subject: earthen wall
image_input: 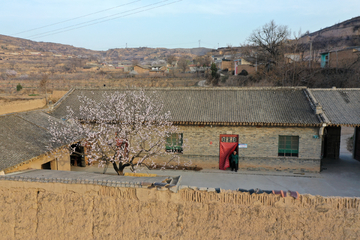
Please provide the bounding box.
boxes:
[0,98,46,115]
[0,181,359,239]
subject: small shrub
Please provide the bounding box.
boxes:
[16,83,22,91]
[221,75,229,83]
[239,69,249,76]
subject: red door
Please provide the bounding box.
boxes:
[219,134,238,170]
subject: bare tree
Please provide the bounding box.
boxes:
[47,90,184,175]
[247,20,290,67]
[226,44,239,60]
[177,57,188,73]
[166,55,177,67]
[131,59,140,67]
[39,74,49,104]
[203,55,212,67]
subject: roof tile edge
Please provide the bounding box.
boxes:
[70,86,308,91]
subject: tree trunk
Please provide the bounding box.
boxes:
[112,162,129,176]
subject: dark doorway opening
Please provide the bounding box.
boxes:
[323,126,341,159]
[354,127,360,161]
[70,143,85,167]
[41,162,51,170]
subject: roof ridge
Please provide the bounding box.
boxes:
[69,86,308,91]
[50,87,76,113]
[310,88,360,91]
[304,89,330,124]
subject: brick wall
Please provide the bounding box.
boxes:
[236,65,256,75]
[329,49,359,68]
[221,61,234,71]
[174,125,322,172]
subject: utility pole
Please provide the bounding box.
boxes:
[126,43,127,49]
[255,53,258,72]
[218,43,219,49]
[199,40,201,48]
[309,42,312,68]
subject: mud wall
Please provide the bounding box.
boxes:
[0,98,46,115]
[50,90,68,103]
[0,181,359,239]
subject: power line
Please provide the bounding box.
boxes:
[27,0,169,39]
[27,0,182,40]
[126,41,199,48]
[12,0,141,36]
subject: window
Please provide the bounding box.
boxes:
[278,136,299,157]
[166,133,183,153]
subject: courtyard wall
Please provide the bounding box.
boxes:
[0,98,46,115]
[0,180,359,239]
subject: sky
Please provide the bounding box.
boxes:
[0,0,359,51]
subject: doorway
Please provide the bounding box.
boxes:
[323,126,341,159]
[70,143,85,167]
[355,127,360,161]
[219,134,238,170]
[41,162,51,170]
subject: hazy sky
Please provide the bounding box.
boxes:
[1,0,359,51]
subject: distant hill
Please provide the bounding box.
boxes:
[0,34,99,57]
[298,16,360,51]
[0,34,213,62]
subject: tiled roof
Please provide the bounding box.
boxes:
[309,88,360,126]
[50,87,321,126]
[0,111,72,171]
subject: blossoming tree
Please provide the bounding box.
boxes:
[47,90,183,175]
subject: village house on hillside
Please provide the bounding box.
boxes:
[222,58,256,75]
[133,64,167,76]
[1,87,359,174]
[320,46,360,68]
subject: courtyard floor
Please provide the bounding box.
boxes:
[71,127,360,197]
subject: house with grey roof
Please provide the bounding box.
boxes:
[308,88,360,161]
[49,87,333,173]
[0,111,76,174]
[2,87,359,174]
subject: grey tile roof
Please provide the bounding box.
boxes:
[0,111,71,171]
[309,88,360,126]
[50,87,321,126]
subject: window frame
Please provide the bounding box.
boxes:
[278,135,299,157]
[165,133,183,153]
